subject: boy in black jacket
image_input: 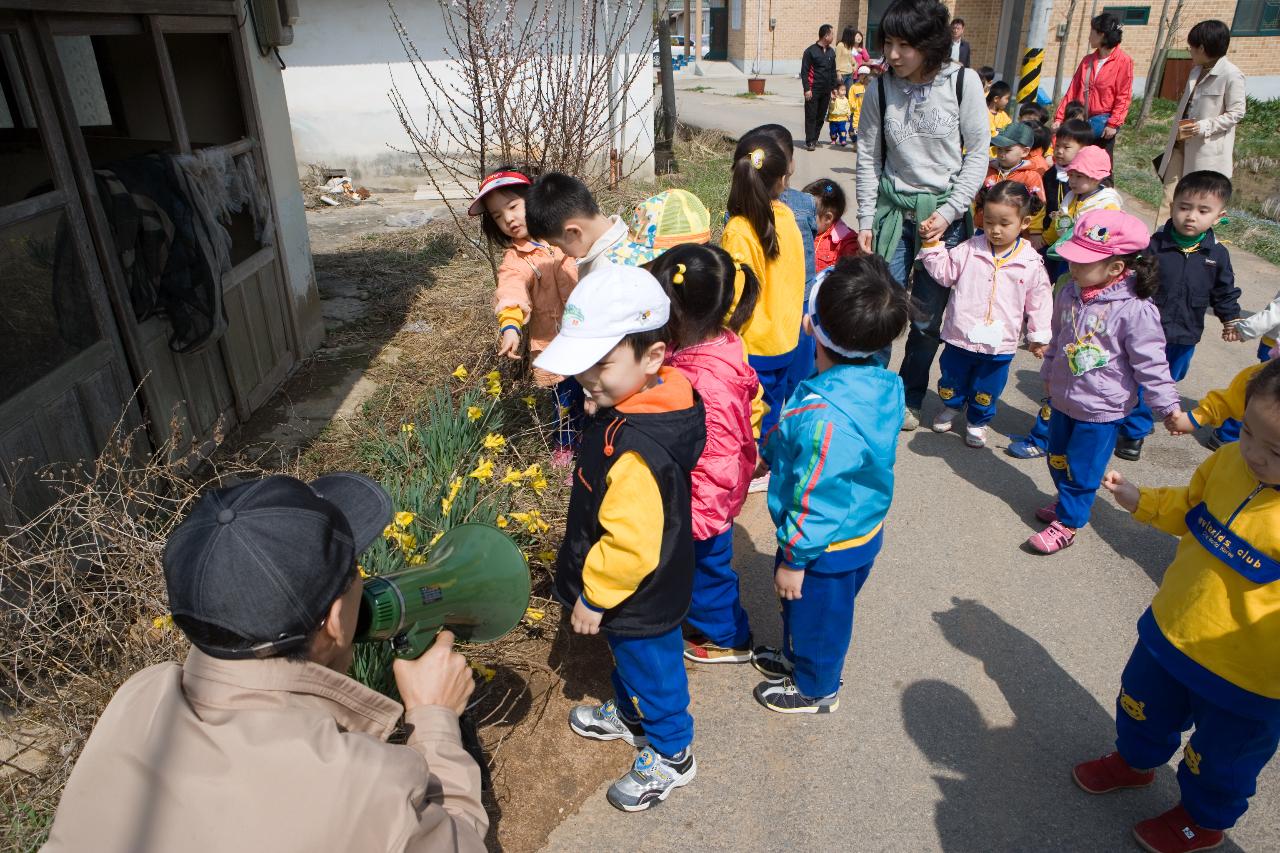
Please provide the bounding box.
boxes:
[534,262,706,812]
[1115,171,1241,460]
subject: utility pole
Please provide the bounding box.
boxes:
[694,0,704,75]
[657,9,678,171]
[1018,0,1055,109]
[684,0,691,62]
[1052,0,1078,103]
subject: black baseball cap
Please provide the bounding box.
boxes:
[163,473,392,659]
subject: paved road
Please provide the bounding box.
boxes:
[542,85,1280,852]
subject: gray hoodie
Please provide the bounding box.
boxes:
[855,63,989,231]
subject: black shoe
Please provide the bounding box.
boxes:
[805,142,816,151]
[1114,437,1143,461]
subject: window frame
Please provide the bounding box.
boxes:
[1231,0,1280,37]
[1101,6,1151,26]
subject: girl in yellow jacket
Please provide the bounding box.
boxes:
[1072,359,1280,853]
[720,136,806,455]
[470,169,580,464]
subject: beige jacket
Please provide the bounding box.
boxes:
[43,649,487,853]
[576,215,629,279]
[1158,57,1246,180]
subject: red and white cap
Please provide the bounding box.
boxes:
[468,170,533,216]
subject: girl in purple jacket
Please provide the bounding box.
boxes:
[1029,210,1184,554]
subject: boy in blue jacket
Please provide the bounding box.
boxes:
[751,255,912,713]
[1114,171,1240,461]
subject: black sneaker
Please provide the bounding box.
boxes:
[606,747,696,811]
[753,677,839,714]
[1114,437,1143,461]
[751,645,794,681]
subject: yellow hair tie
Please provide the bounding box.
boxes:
[732,260,744,288]
[749,149,765,170]
[672,263,686,285]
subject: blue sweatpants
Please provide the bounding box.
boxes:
[686,530,751,648]
[1119,342,1196,440]
[1023,397,1053,451]
[779,537,881,698]
[554,377,585,450]
[785,331,817,403]
[607,627,693,759]
[1046,409,1122,529]
[750,348,798,447]
[937,344,1014,427]
[1214,340,1272,444]
[1116,640,1280,830]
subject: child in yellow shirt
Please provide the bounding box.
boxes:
[827,83,852,147]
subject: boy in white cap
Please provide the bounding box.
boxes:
[534,264,707,811]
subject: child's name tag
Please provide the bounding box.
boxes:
[967,321,1004,348]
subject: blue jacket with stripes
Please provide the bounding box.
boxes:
[762,362,904,570]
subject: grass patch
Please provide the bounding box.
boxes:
[733,91,760,100]
[1114,97,1280,265]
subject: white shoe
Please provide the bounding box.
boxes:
[965,425,987,448]
[747,473,770,494]
[932,408,960,433]
[901,408,921,431]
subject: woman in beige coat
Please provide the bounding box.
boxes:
[1154,20,1246,226]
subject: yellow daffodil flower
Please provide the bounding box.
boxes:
[358,564,368,577]
[400,422,415,434]
[152,614,174,631]
[467,406,484,422]
[509,511,531,525]
[469,458,494,480]
[470,661,496,682]
[483,433,506,451]
[501,467,525,485]
[523,395,537,408]
[452,365,469,380]
[522,463,542,479]
[524,607,546,622]
[430,531,444,546]
[495,515,508,529]
[538,550,557,563]
[529,475,549,495]
[383,523,395,539]
[394,511,415,528]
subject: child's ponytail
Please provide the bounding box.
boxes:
[728,135,788,259]
[1119,251,1160,300]
[650,244,757,348]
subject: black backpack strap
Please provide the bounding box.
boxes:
[878,74,887,171]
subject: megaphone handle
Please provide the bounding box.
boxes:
[391,622,443,660]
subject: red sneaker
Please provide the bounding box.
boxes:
[1027,520,1075,554]
[1072,751,1156,794]
[1133,804,1225,853]
[1035,502,1059,523]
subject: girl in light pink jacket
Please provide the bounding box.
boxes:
[650,244,762,664]
[918,181,1053,448]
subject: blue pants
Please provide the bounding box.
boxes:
[785,331,816,401]
[828,119,849,145]
[686,530,751,648]
[779,543,879,698]
[1046,409,1121,529]
[1116,640,1280,830]
[750,348,797,447]
[1119,342,1196,440]
[1022,396,1053,450]
[607,627,693,759]
[555,377,585,450]
[1215,340,1272,444]
[888,218,967,407]
[937,345,1014,427]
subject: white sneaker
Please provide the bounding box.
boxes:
[965,425,987,448]
[901,407,921,431]
[747,472,770,494]
[932,408,961,433]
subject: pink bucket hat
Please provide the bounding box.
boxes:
[1057,210,1150,264]
[1065,145,1111,180]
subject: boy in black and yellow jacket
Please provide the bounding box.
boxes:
[1074,359,1280,853]
[534,261,706,813]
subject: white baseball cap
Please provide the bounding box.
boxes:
[533,262,670,377]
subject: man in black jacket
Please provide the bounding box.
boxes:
[950,18,972,68]
[801,25,837,150]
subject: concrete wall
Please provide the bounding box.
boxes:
[239,9,325,353]
[280,0,655,184]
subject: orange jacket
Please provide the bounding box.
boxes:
[493,240,578,357]
[976,161,1047,234]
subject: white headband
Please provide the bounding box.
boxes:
[807,270,879,360]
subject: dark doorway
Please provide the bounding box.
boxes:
[708,7,728,60]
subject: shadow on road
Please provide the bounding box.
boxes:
[905,429,1175,585]
[902,598,1246,853]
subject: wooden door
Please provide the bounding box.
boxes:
[0,19,142,520]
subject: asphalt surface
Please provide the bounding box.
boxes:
[541,82,1280,852]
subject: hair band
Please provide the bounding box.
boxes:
[749,149,765,170]
[672,263,686,285]
[807,271,878,359]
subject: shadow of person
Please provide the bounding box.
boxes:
[545,618,616,703]
[906,431,1176,584]
[733,519,784,649]
[902,598,1247,852]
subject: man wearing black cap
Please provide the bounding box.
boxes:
[43,473,487,852]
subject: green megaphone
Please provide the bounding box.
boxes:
[355,523,531,659]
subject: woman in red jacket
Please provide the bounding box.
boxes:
[1053,12,1134,160]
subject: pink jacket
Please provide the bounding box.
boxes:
[919,235,1053,356]
[492,240,578,355]
[667,332,760,541]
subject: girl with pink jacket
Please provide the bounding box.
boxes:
[651,244,762,664]
[917,181,1053,448]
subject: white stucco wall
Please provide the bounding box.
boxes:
[281,0,656,184]
[240,12,325,353]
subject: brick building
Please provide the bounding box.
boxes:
[726,0,1280,98]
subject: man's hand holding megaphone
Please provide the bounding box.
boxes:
[393,630,475,715]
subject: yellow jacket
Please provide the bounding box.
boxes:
[1189,360,1266,429]
[850,83,866,132]
[1134,442,1280,715]
[721,202,806,358]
